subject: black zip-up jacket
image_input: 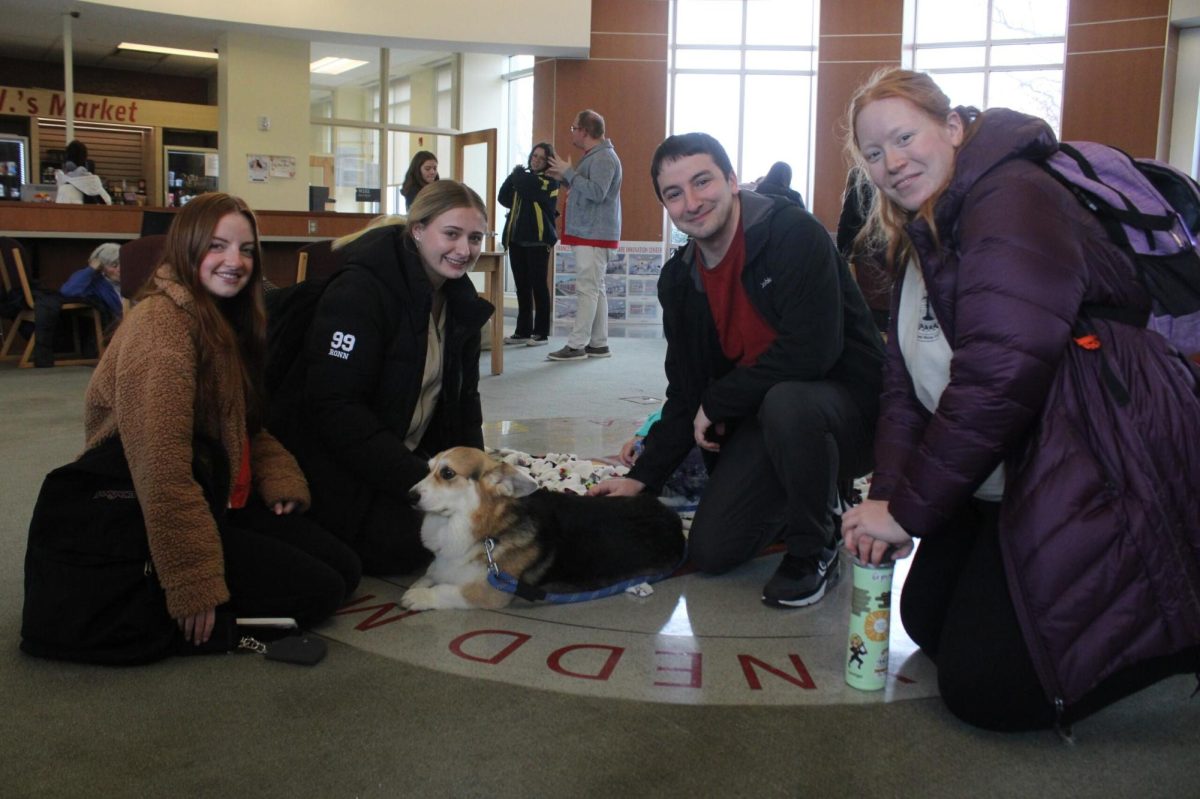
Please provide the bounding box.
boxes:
[498,167,559,247]
[286,224,494,528]
[628,191,885,492]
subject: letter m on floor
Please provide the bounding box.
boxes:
[334,595,419,631]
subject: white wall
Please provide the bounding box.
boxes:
[218,31,311,210]
[1173,0,1200,26]
[1169,28,1200,176]
[86,0,590,56]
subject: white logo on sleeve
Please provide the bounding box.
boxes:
[328,331,356,360]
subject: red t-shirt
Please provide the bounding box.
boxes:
[229,435,252,510]
[696,222,778,366]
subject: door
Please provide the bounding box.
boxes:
[452,128,497,251]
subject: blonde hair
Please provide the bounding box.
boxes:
[844,67,962,266]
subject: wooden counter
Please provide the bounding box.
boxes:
[0,203,376,288]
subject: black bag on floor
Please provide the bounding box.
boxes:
[20,435,228,665]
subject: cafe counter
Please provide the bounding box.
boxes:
[1,203,509,374]
[0,204,377,288]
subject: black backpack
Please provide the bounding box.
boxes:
[264,273,343,400]
[21,436,228,665]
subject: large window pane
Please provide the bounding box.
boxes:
[310,43,381,123]
[744,0,816,46]
[988,70,1062,131]
[675,49,743,70]
[744,50,813,72]
[990,42,1063,67]
[915,0,987,44]
[991,0,1067,39]
[913,46,988,71]
[673,74,741,161]
[674,0,743,45]
[929,71,986,109]
[308,125,380,214]
[743,75,811,200]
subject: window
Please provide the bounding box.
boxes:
[905,0,1067,133]
[668,0,819,243]
[310,44,459,214]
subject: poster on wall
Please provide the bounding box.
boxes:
[269,156,296,179]
[247,155,269,183]
[552,242,665,325]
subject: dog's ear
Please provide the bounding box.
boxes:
[484,463,539,498]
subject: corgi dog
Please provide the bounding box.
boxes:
[401,447,686,611]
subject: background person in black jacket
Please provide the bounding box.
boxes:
[591,133,884,609]
[270,181,494,574]
[498,142,559,346]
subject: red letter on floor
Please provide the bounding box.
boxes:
[334,594,419,630]
[738,654,816,690]
[547,644,625,680]
[449,629,532,664]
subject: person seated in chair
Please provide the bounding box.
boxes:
[32,243,123,367]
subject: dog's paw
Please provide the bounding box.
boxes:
[400,587,441,611]
[409,575,435,590]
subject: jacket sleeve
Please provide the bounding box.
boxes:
[512,171,558,206]
[59,266,98,298]
[250,430,311,511]
[627,265,697,492]
[562,151,619,204]
[701,211,846,421]
[498,172,516,209]
[302,269,431,496]
[110,305,229,619]
[883,168,1088,537]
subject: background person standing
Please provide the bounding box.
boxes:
[545,109,622,361]
[498,142,559,346]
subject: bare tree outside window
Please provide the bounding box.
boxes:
[908,0,1066,134]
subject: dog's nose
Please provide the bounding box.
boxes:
[407,489,421,506]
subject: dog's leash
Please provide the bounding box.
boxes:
[483,537,686,603]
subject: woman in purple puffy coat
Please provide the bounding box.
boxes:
[841,67,1200,732]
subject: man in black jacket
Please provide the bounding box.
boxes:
[592,133,884,607]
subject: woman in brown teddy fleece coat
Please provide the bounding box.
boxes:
[83,193,360,649]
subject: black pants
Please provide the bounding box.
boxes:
[311,490,431,577]
[220,498,362,626]
[32,292,108,367]
[687,381,874,573]
[902,499,1199,731]
[508,244,551,338]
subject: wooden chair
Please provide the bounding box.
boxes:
[0,237,106,368]
[117,234,168,300]
[295,239,343,283]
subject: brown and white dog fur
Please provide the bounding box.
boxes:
[401,447,685,611]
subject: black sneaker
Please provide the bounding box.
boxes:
[761,547,841,608]
[503,334,531,345]
[584,345,611,358]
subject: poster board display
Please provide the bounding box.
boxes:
[553,242,666,325]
